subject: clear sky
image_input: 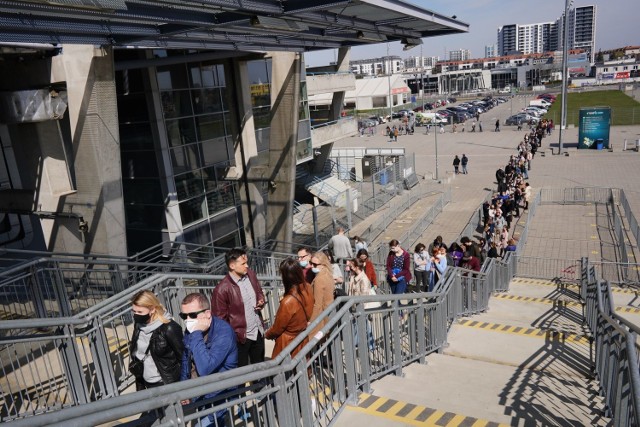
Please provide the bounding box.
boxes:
[304,0,639,67]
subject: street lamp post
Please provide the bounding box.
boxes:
[434,122,439,181]
[558,0,573,154]
[387,43,392,121]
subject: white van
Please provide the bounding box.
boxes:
[530,99,551,108]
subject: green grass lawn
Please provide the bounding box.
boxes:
[544,90,640,126]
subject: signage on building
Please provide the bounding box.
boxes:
[600,73,614,79]
[615,72,630,79]
[251,83,270,96]
[391,87,410,94]
[578,107,611,150]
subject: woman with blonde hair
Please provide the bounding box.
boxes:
[129,290,183,391]
[309,251,335,335]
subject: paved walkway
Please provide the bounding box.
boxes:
[332,95,640,426]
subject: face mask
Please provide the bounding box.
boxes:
[134,313,150,325]
[437,254,445,259]
[311,267,320,274]
[299,260,308,268]
[185,319,199,334]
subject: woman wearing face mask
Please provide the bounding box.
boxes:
[426,247,447,292]
[309,251,335,336]
[386,239,412,294]
[129,290,184,391]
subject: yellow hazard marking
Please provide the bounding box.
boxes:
[591,236,597,239]
[615,306,640,315]
[493,293,581,307]
[456,319,589,344]
[591,251,599,254]
[349,393,509,427]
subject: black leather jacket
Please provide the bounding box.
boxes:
[130,319,184,386]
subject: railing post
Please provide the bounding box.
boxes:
[58,324,91,405]
[343,309,359,402]
[89,317,119,399]
[273,370,294,426]
[53,261,74,317]
[392,301,403,377]
[28,264,49,319]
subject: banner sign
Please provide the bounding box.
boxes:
[578,107,611,149]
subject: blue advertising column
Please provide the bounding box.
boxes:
[578,107,611,149]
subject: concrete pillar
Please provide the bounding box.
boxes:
[266,52,301,249]
[327,47,351,122]
[54,45,126,256]
[230,60,266,247]
[313,47,350,175]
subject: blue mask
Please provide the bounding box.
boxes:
[311,267,320,274]
[299,260,308,268]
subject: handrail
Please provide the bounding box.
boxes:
[310,116,355,130]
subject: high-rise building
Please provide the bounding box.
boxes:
[350,56,403,76]
[568,5,597,62]
[449,49,470,61]
[497,5,595,61]
[485,44,498,58]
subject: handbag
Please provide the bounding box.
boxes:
[129,344,151,378]
[365,286,382,309]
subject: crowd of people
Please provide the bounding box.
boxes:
[127,119,539,422]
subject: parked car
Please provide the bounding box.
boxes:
[358,119,377,128]
[446,97,457,103]
[391,109,413,119]
[368,115,386,124]
[505,114,539,126]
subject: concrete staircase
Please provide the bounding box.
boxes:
[336,276,615,426]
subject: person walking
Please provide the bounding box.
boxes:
[328,226,353,263]
[265,259,314,360]
[452,155,461,175]
[478,120,483,132]
[386,240,412,295]
[211,248,266,369]
[129,291,183,391]
[461,154,469,174]
[495,119,500,132]
[413,243,429,292]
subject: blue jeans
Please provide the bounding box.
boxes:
[389,277,407,294]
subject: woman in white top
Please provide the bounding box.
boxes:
[347,258,375,351]
[413,243,429,292]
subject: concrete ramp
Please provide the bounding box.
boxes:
[337,277,611,427]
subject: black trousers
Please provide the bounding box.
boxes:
[237,332,265,367]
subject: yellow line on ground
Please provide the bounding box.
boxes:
[615,306,640,314]
[493,293,582,307]
[351,394,510,427]
[456,319,589,344]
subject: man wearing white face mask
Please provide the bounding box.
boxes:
[179,293,237,426]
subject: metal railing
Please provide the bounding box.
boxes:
[581,258,640,426]
[367,188,452,266]
[2,248,514,425]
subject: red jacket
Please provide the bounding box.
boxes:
[211,268,265,344]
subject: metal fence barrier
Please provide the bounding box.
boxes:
[2,249,514,425]
[581,258,640,427]
[368,188,452,267]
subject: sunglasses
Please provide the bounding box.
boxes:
[310,262,320,267]
[179,309,206,320]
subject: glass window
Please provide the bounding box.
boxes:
[179,195,207,225]
[189,64,202,88]
[161,91,193,119]
[170,143,203,174]
[166,118,197,147]
[117,93,149,122]
[121,151,160,178]
[125,204,166,229]
[196,114,226,141]
[175,172,204,201]
[115,68,146,94]
[157,63,189,90]
[122,179,163,205]
[120,123,155,150]
[206,183,236,215]
[192,88,223,115]
[253,106,271,130]
[201,137,231,166]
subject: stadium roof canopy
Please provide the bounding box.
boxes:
[0,0,468,52]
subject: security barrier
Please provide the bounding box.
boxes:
[581,258,640,426]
